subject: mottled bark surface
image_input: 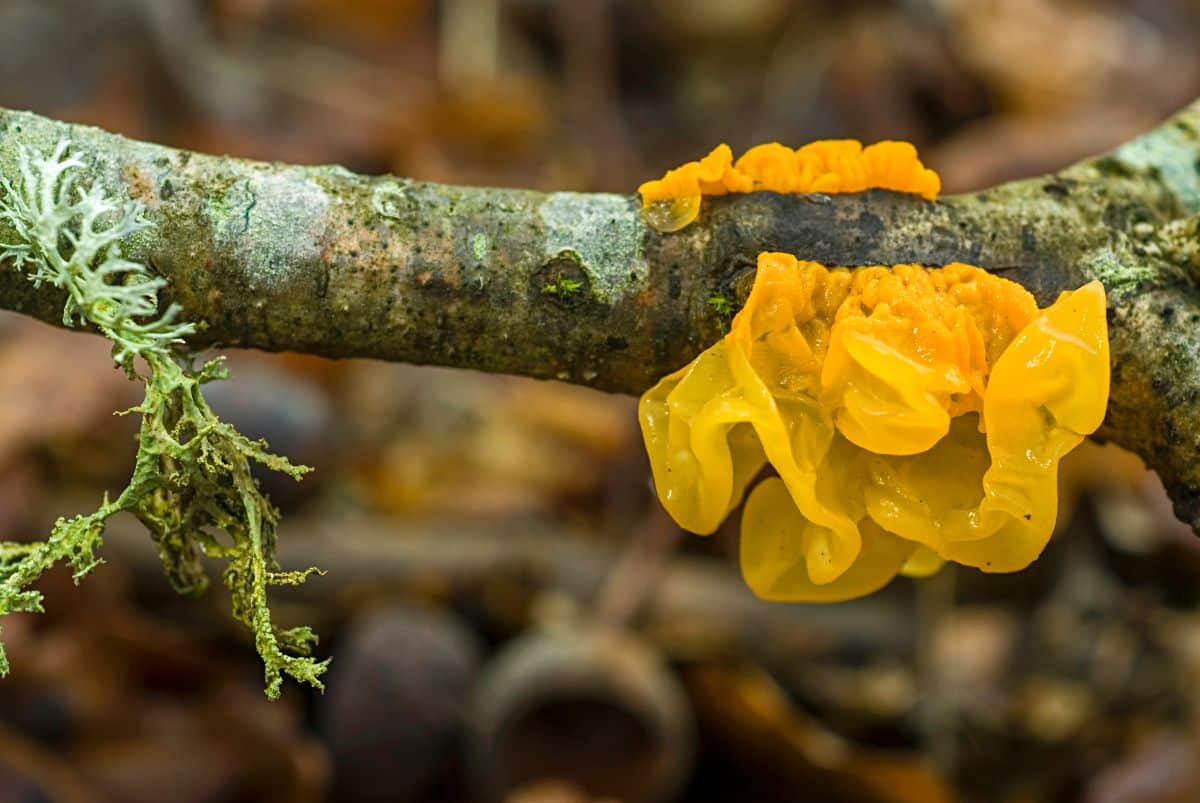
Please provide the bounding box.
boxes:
[2,102,1200,526]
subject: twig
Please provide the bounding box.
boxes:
[1,102,1200,525]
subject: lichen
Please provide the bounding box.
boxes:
[206,170,329,294]
[371,179,416,220]
[0,141,327,698]
[471,231,490,262]
[539,192,644,301]
[1088,248,1157,299]
[1156,215,1200,281]
[1112,118,1200,213]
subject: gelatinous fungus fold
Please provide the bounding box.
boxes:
[639,253,1109,601]
[637,141,941,232]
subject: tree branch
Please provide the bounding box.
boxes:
[2,102,1200,526]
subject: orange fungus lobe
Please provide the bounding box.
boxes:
[637,141,941,232]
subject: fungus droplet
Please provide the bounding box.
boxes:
[643,197,700,233]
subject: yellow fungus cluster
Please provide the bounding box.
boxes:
[639,253,1109,601]
[637,141,941,233]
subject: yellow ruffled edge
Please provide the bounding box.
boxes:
[639,253,1109,602]
[637,141,941,233]
[861,279,1110,574]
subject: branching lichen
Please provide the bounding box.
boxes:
[0,142,328,698]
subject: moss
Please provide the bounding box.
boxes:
[542,275,584,297]
[707,294,733,317]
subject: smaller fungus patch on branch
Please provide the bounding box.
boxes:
[639,253,1109,601]
[637,140,941,232]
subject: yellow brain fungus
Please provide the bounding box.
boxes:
[639,253,1109,602]
[637,140,941,233]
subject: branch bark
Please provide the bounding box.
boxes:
[2,103,1200,526]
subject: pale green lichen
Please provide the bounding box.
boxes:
[371,180,415,220]
[206,171,329,294]
[1088,247,1157,299]
[539,192,644,301]
[471,231,490,262]
[1157,214,1200,280]
[1112,118,1200,213]
[0,141,328,699]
